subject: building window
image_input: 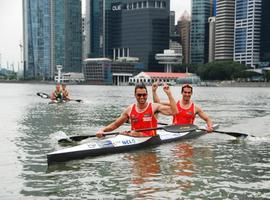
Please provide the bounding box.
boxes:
[143,1,147,8]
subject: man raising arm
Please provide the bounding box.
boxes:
[152,83,213,132]
[96,83,178,138]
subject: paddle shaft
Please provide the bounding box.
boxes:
[65,126,164,142]
[158,122,252,138]
[197,128,253,138]
[58,124,196,143]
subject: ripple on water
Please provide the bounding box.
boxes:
[2,85,270,199]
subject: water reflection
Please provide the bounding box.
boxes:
[172,143,194,177]
[124,143,202,199]
[125,151,161,198]
[127,152,161,185]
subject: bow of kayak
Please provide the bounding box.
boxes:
[47,125,218,165]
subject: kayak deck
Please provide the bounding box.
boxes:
[47,126,216,165]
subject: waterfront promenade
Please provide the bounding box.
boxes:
[1,79,270,87]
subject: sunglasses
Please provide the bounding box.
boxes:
[136,93,148,97]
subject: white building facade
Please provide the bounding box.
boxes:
[234,0,262,68]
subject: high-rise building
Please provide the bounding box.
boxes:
[190,0,212,64]
[170,11,176,35]
[215,0,235,61]
[179,11,191,64]
[234,0,261,68]
[85,0,170,72]
[23,0,51,79]
[23,0,82,80]
[208,17,216,62]
[51,0,82,74]
[210,0,217,16]
[260,0,270,66]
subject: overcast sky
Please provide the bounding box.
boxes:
[0,0,190,70]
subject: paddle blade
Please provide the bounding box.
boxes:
[74,99,82,103]
[213,130,250,138]
[163,124,197,133]
[58,131,119,143]
[37,92,50,99]
[58,135,92,143]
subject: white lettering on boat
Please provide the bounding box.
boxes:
[122,139,136,145]
[98,140,114,148]
[87,143,98,149]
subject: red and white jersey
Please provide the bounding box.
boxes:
[173,101,196,125]
[129,103,157,136]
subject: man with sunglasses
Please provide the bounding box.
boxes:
[96,83,178,138]
[152,83,213,132]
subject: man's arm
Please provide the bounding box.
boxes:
[155,84,178,116]
[96,106,130,137]
[152,82,174,106]
[64,91,71,100]
[50,92,55,100]
[196,106,213,132]
[152,82,161,103]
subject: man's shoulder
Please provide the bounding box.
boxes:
[123,104,133,113]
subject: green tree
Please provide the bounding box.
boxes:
[197,61,245,80]
[265,71,270,82]
[7,72,17,80]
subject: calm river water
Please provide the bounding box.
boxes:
[0,83,270,200]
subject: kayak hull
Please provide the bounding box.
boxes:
[47,136,161,164]
[47,127,214,165]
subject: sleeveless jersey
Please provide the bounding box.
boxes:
[173,101,196,125]
[54,90,62,100]
[129,103,157,137]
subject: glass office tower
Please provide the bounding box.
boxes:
[190,0,212,64]
[86,0,170,71]
[23,0,51,79]
[260,0,270,66]
[234,0,261,68]
[51,0,82,73]
[23,0,82,79]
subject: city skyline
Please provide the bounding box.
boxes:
[0,0,191,71]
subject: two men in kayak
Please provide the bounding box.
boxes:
[51,83,70,101]
[152,83,213,132]
[96,83,178,138]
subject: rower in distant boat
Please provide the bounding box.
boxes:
[152,83,213,133]
[62,83,71,101]
[96,82,178,138]
[51,83,63,101]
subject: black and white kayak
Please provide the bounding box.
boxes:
[37,92,82,103]
[47,125,218,165]
[48,99,67,104]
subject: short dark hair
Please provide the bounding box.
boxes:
[181,84,193,93]
[134,82,147,93]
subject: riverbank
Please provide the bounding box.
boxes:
[212,81,270,87]
[1,79,270,87]
[0,80,55,84]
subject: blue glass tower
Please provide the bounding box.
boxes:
[260,0,270,66]
[51,0,82,73]
[234,0,261,68]
[23,0,51,79]
[23,0,82,79]
[190,0,212,64]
